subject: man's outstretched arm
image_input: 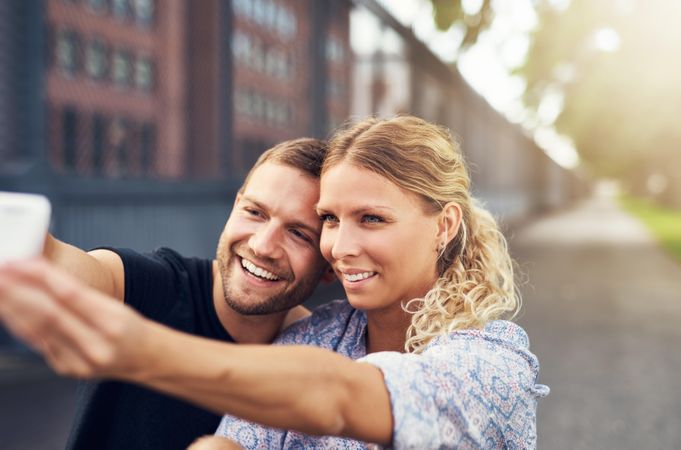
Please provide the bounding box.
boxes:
[43,234,125,301]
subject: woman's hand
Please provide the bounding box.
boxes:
[0,258,151,379]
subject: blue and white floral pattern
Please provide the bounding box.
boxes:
[216,300,549,449]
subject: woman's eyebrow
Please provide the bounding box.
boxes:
[315,203,395,214]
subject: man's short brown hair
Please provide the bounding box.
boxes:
[240,138,327,192]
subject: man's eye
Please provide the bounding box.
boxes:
[362,215,384,224]
[244,208,262,217]
[290,228,311,243]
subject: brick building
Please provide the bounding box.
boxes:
[44,0,352,179]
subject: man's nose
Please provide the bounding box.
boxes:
[248,223,284,259]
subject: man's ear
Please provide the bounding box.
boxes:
[320,265,337,283]
[437,202,463,247]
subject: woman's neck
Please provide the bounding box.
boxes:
[365,305,413,354]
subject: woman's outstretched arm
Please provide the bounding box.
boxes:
[141,322,392,442]
[0,259,392,444]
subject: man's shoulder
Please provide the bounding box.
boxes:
[102,246,211,279]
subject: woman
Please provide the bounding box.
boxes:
[0,116,548,448]
[200,115,548,448]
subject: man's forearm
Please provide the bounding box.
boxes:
[43,234,123,300]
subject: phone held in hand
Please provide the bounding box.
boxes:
[0,191,52,264]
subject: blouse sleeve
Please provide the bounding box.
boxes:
[358,322,549,449]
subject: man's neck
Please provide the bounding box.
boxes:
[211,260,287,344]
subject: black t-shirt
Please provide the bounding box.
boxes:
[65,247,233,450]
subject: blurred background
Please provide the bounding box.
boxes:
[1,0,680,448]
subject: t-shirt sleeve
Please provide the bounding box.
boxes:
[359,329,549,449]
[97,247,181,320]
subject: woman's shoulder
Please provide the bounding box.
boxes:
[420,320,546,389]
[425,320,530,352]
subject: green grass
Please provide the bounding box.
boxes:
[620,196,681,263]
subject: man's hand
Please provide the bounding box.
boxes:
[0,258,148,379]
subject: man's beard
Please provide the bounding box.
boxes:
[216,247,324,316]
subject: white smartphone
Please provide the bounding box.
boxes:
[0,191,52,264]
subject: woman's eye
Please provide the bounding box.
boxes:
[319,214,338,223]
[362,215,384,224]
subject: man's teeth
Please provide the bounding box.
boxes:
[343,272,375,282]
[241,258,280,281]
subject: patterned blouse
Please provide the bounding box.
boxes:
[215,300,549,449]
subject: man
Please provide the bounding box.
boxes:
[31,138,332,450]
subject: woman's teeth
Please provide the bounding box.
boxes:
[342,272,375,282]
[241,258,280,281]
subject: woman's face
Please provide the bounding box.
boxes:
[317,162,441,313]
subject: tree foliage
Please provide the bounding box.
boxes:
[520,0,681,188]
[430,0,494,48]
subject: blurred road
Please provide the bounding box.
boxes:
[1,189,680,449]
[514,189,681,449]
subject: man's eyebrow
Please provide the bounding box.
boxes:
[240,196,264,209]
[290,220,321,239]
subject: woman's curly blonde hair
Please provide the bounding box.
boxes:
[325,115,520,353]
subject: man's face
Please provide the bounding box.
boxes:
[215,162,328,315]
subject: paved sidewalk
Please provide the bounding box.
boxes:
[512,190,681,449]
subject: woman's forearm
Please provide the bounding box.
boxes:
[0,258,392,444]
[135,320,393,444]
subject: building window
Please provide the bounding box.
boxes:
[112,49,132,87]
[56,30,80,75]
[265,1,278,30]
[133,0,154,26]
[327,79,345,98]
[251,92,264,119]
[140,122,155,173]
[87,0,108,14]
[110,117,129,175]
[134,56,154,92]
[250,41,264,72]
[265,48,278,78]
[233,0,252,19]
[326,37,345,63]
[234,89,251,116]
[252,0,266,26]
[62,108,78,170]
[231,31,252,63]
[92,114,107,173]
[85,39,108,80]
[277,8,296,40]
[112,0,131,19]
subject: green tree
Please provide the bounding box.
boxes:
[430,0,494,48]
[520,0,681,199]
